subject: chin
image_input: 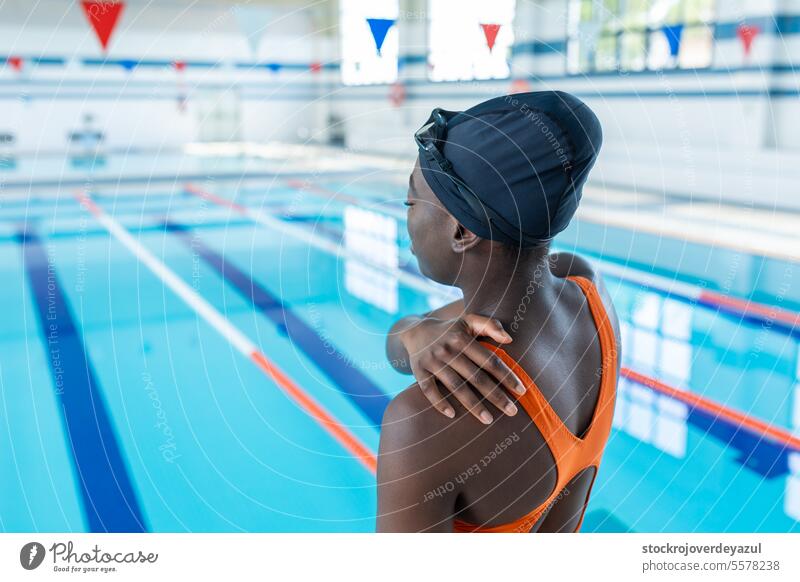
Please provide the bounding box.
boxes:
[415,258,435,280]
[416,260,451,287]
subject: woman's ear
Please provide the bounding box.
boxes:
[451,223,482,253]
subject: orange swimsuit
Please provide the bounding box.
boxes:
[453,275,618,533]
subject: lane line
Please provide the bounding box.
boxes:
[284,178,407,220]
[3,169,368,192]
[581,255,800,337]
[198,180,800,336]
[17,229,147,532]
[74,192,378,474]
[183,183,445,298]
[698,290,800,331]
[621,367,800,451]
[182,183,800,453]
[163,221,391,426]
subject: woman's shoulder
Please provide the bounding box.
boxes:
[381,385,454,442]
[379,384,491,472]
[548,251,597,281]
[549,252,618,319]
[548,251,622,372]
[377,386,470,513]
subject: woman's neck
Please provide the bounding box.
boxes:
[457,251,557,329]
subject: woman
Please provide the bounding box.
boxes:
[377,91,621,532]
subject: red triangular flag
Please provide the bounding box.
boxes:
[173,60,186,72]
[81,1,125,52]
[480,23,501,52]
[310,61,322,74]
[7,56,23,72]
[737,24,760,58]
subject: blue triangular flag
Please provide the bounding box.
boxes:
[267,62,281,73]
[366,18,395,56]
[119,59,137,72]
[663,24,684,58]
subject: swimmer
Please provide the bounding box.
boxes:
[378,91,621,532]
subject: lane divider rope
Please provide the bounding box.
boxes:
[185,183,800,452]
[75,191,378,474]
[184,183,445,298]
[621,367,800,451]
[279,180,800,334]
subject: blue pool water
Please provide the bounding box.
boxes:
[0,152,798,533]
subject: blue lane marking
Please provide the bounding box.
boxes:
[16,230,146,532]
[688,407,790,478]
[0,218,255,244]
[163,221,391,426]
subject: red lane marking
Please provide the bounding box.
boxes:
[285,178,362,206]
[186,182,800,332]
[250,351,378,474]
[82,186,377,474]
[75,191,102,216]
[294,181,800,331]
[182,182,800,456]
[185,182,378,473]
[621,367,800,450]
[699,290,800,329]
[185,183,248,214]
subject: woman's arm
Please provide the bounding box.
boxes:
[385,301,525,423]
[385,300,465,375]
[376,388,458,532]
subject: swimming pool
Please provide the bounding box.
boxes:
[1,150,798,533]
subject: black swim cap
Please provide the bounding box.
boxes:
[416,91,602,247]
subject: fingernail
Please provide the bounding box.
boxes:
[444,407,455,418]
[480,411,493,424]
[505,403,518,416]
[514,384,526,395]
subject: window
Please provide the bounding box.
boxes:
[428,0,516,82]
[567,0,715,74]
[340,0,399,86]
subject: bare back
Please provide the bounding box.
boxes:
[377,255,621,532]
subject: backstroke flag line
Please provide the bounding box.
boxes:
[663,23,684,58]
[80,1,125,52]
[480,23,502,52]
[366,18,395,56]
[737,24,761,59]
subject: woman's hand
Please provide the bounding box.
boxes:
[400,314,526,424]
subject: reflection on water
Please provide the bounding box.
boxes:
[343,205,399,314]
[613,283,800,524]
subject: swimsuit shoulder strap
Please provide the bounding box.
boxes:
[480,274,617,450]
[564,275,618,446]
[456,275,619,533]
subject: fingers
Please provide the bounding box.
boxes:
[462,342,526,397]
[429,365,494,425]
[413,365,455,418]
[446,355,519,417]
[462,314,512,344]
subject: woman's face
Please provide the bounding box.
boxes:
[406,159,460,285]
